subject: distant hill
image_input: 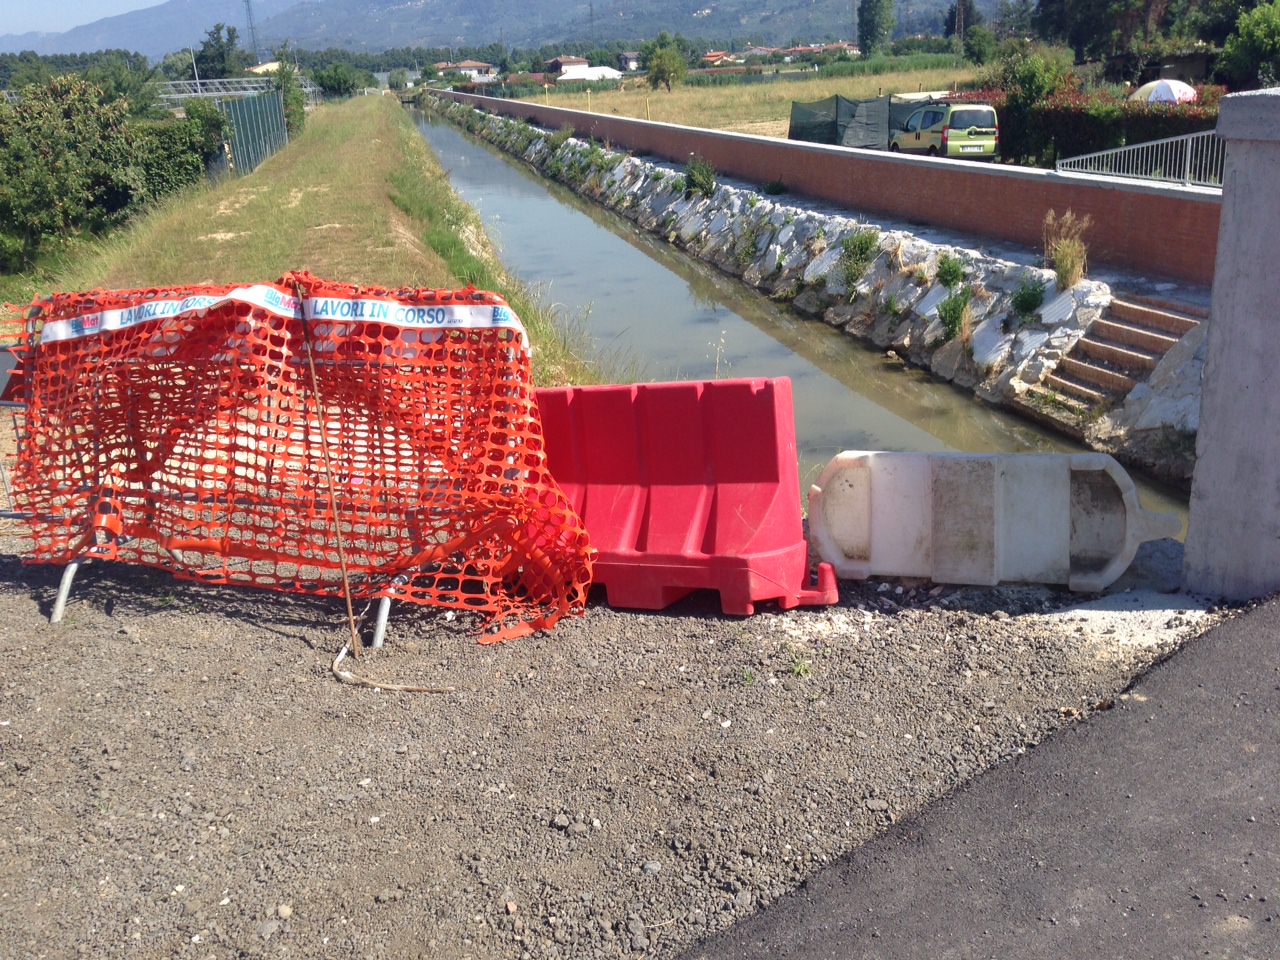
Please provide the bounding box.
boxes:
[0,0,984,59]
[0,0,295,59]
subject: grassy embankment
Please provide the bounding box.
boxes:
[0,96,594,386]
[538,66,980,138]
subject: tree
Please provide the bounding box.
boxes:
[158,49,195,82]
[388,68,409,90]
[194,23,250,81]
[945,0,985,38]
[964,25,1000,62]
[646,45,687,92]
[84,52,163,118]
[1181,0,1265,48]
[993,0,1035,38]
[1220,0,1280,88]
[0,77,131,266]
[273,43,306,137]
[311,62,362,97]
[858,0,896,55]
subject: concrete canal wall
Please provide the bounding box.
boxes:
[436,90,1222,288]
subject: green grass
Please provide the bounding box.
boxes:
[1,98,595,386]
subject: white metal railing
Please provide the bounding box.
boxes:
[156,77,322,106]
[1056,130,1225,188]
[4,78,322,107]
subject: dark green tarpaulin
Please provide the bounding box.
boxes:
[789,95,937,150]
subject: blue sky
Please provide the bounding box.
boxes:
[0,0,161,34]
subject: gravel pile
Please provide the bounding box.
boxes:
[0,536,1217,959]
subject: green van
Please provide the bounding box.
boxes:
[888,102,999,159]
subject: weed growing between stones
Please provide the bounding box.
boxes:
[684,153,717,197]
[546,124,575,151]
[939,286,975,342]
[936,252,966,289]
[1012,276,1047,318]
[838,228,881,296]
[735,219,766,268]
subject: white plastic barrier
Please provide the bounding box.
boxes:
[807,451,1181,592]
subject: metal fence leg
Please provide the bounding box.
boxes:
[372,595,392,649]
[371,573,410,649]
[51,560,82,624]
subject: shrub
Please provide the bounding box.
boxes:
[762,179,787,195]
[838,228,882,293]
[939,286,975,342]
[0,76,131,264]
[935,252,966,288]
[129,118,207,201]
[685,153,716,197]
[1043,209,1091,289]
[1012,277,1047,317]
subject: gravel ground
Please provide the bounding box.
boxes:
[0,511,1224,960]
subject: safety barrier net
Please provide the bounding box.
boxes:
[2,272,593,642]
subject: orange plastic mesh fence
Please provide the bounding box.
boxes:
[5,272,593,642]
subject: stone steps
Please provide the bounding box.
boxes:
[1059,357,1138,395]
[1108,298,1201,337]
[1038,295,1204,413]
[1089,318,1182,355]
[1043,370,1111,404]
[1075,336,1161,372]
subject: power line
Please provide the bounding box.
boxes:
[243,0,262,64]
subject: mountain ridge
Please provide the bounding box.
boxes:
[0,0,971,60]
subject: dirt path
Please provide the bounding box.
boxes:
[0,517,1216,959]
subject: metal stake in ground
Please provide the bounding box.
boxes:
[298,303,364,660]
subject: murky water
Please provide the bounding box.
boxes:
[413,112,1187,525]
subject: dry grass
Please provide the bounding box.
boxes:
[1043,209,1092,290]
[533,67,979,135]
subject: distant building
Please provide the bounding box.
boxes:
[556,65,624,83]
[247,61,281,75]
[434,60,496,81]
[618,51,641,72]
[702,50,737,66]
[545,55,590,74]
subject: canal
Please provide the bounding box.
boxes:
[413,112,1187,526]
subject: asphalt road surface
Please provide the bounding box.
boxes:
[684,598,1280,960]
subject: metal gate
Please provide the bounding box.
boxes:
[219,91,289,175]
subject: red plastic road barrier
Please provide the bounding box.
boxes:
[535,377,837,615]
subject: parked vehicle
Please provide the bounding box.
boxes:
[888,102,999,160]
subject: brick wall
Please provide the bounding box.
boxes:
[439,91,1222,287]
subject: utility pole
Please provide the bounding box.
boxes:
[190,48,202,94]
[243,0,262,64]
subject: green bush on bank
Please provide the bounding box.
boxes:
[0,75,226,270]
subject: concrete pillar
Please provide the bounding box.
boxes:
[1184,88,1280,599]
